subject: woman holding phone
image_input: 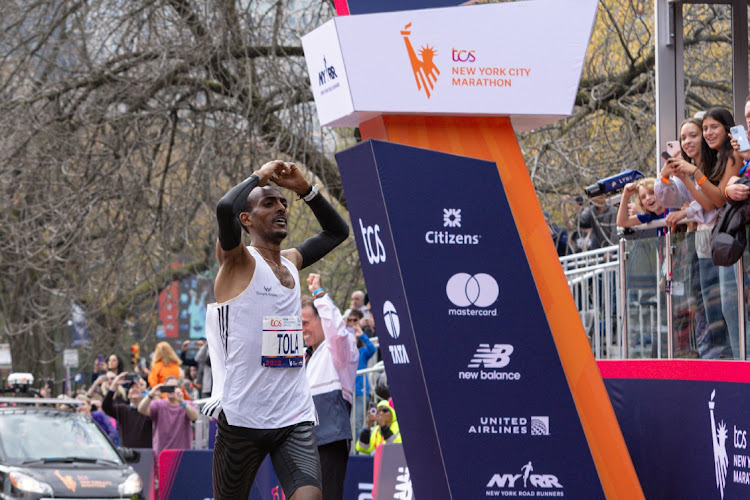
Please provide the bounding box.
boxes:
[657,116,731,358]
[665,108,743,358]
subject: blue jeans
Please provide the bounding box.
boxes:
[719,263,741,358]
[698,258,729,359]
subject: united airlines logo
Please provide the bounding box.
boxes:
[710,390,729,499]
[446,273,498,316]
[443,208,461,227]
[401,23,439,98]
[459,344,520,381]
[468,416,550,436]
[530,416,550,436]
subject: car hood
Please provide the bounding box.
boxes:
[17,465,136,497]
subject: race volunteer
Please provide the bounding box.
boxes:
[208,160,349,500]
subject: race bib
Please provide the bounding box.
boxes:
[261,316,304,368]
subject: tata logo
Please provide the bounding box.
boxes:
[452,48,476,63]
[358,219,386,265]
[401,23,439,98]
[382,301,400,339]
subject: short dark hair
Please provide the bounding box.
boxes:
[301,297,319,317]
[348,309,363,321]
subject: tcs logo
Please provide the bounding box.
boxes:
[269,319,283,327]
[358,219,386,265]
[452,48,476,62]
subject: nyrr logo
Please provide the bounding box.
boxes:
[401,22,439,98]
[425,208,481,246]
[459,344,520,381]
[486,461,564,496]
[382,300,409,365]
[317,56,337,86]
[446,273,498,315]
[358,218,386,265]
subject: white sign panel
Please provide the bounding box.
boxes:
[302,0,598,131]
[63,348,79,368]
[0,344,11,369]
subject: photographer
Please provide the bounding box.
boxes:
[564,194,617,251]
[102,372,152,448]
[138,377,198,456]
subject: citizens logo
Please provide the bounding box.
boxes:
[425,208,481,246]
[486,461,563,496]
[382,300,409,365]
[358,218,386,265]
[459,344,520,381]
[401,23,439,99]
[468,416,550,436]
[443,208,461,227]
[446,273,498,316]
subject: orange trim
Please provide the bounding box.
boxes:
[361,115,644,499]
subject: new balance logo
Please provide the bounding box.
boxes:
[469,344,513,368]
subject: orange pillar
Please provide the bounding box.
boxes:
[360,114,644,500]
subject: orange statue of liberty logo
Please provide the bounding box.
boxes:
[401,23,440,98]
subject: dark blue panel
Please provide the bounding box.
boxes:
[343,0,463,15]
[336,140,604,499]
[604,378,750,499]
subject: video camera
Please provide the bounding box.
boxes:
[584,169,644,198]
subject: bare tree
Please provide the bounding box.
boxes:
[0,0,360,381]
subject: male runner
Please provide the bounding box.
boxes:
[208,160,349,500]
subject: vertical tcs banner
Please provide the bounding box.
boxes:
[336,140,605,498]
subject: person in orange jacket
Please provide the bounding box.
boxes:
[147,341,182,388]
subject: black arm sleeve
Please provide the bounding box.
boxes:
[297,192,350,268]
[216,175,260,251]
[359,428,371,445]
[101,389,117,419]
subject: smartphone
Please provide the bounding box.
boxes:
[369,407,377,415]
[666,140,681,158]
[124,373,137,382]
[160,385,175,393]
[731,125,750,152]
[96,355,104,364]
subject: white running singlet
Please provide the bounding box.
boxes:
[214,247,316,429]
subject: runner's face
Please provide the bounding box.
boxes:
[245,187,288,243]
